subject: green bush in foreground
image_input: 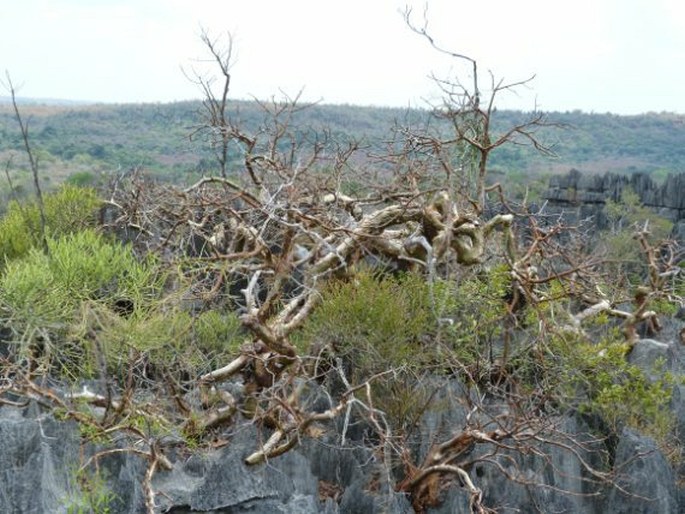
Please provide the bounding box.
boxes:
[85,305,243,377]
[300,267,678,449]
[0,229,162,376]
[541,331,679,455]
[0,184,101,263]
[300,271,432,375]
[297,268,510,431]
[1,229,158,327]
[299,265,511,377]
[297,270,437,430]
[1,226,244,378]
[193,309,244,360]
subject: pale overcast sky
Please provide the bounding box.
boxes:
[1,0,684,114]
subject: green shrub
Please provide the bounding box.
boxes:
[297,266,512,431]
[1,229,158,326]
[299,265,511,377]
[1,251,73,327]
[545,332,677,448]
[0,224,248,378]
[602,188,673,287]
[96,306,193,370]
[47,229,158,305]
[437,264,510,363]
[0,184,101,263]
[0,229,162,376]
[193,310,244,357]
[83,306,244,377]
[64,466,117,514]
[295,271,434,429]
[300,271,431,375]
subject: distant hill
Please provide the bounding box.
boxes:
[0,96,93,106]
[0,100,683,195]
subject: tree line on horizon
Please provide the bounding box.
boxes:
[0,99,683,200]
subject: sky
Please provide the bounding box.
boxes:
[1,0,684,114]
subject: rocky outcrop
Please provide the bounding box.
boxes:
[0,403,412,513]
[543,170,685,233]
[2,342,685,514]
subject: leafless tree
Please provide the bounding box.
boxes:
[2,71,49,254]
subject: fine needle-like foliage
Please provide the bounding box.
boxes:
[0,184,101,264]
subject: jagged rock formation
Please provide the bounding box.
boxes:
[543,170,685,236]
[3,169,685,513]
[2,331,684,514]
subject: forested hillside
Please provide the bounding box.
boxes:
[1,100,683,207]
